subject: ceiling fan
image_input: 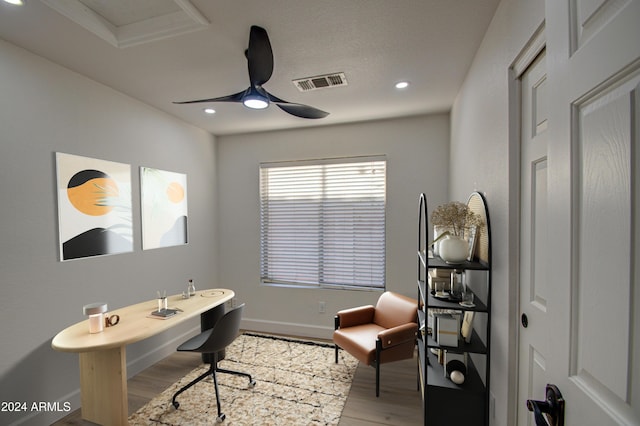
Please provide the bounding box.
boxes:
[174,25,329,119]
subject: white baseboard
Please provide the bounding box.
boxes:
[241,318,334,340]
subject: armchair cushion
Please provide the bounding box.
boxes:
[333,323,384,365]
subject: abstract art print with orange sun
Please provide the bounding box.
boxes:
[140,167,188,250]
[56,152,133,261]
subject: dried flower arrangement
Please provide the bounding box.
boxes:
[430,201,483,237]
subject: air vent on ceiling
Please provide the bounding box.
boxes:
[292,72,348,92]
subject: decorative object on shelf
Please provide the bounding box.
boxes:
[450,369,465,385]
[466,225,479,261]
[450,270,463,296]
[461,311,475,343]
[430,201,483,263]
[439,234,470,264]
[436,313,460,347]
[444,351,467,378]
[430,201,483,237]
[428,270,451,293]
[461,291,475,307]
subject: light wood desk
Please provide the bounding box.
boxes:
[52,289,233,426]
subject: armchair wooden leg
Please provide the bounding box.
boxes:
[335,345,339,363]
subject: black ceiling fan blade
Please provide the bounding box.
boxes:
[267,92,329,119]
[274,102,330,119]
[246,25,273,86]
[173,90,246,104]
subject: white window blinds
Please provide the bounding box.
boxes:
[260,156,386,290]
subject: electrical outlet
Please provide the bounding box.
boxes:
[318,301,326,313]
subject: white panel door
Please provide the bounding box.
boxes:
[517,49,550,426]
[542,0,640,424]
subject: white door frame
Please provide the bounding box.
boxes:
[508,22,546,426]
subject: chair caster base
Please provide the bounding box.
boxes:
[249,379,257,387]
[216,413,226,423]
[172,401,180,409]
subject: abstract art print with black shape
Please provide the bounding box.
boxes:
[140,167,188,250]
[56,152,133,261]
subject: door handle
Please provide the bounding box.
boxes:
[521,313,529,328]
[526,384,565,426]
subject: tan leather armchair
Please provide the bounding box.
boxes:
[333,291,418,397]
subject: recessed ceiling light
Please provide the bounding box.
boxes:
[395,81,410,89]
[203,108,216,115]
[3,0,25,5]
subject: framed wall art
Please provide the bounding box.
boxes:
[140,167,188,250]
[56,152,133,261]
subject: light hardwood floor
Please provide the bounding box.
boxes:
[53,344,422,425]
[340,355,422,425]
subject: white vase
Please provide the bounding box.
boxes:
[439,235,469,264]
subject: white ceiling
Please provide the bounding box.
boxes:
[0,0,500,136]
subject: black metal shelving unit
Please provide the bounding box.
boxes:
[417,192,492,426]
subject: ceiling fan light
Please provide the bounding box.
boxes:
[243,97,269,109]
[242,87,269,109]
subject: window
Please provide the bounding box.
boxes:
[260,156,386,290]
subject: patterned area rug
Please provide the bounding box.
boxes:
[128,333,358,425]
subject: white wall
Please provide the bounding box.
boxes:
[216,115,450,338]
[0,40,218,425]
[450,0,544,425]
